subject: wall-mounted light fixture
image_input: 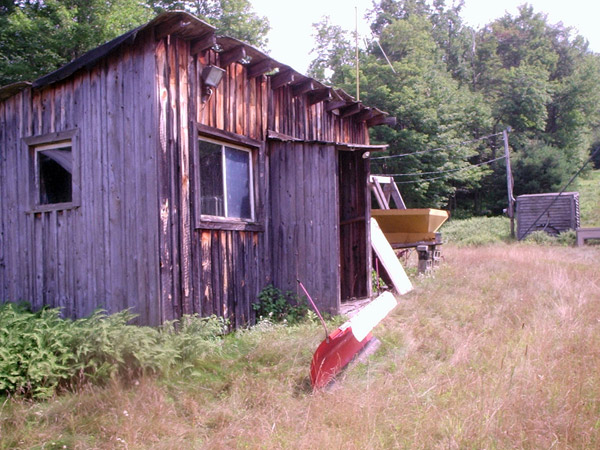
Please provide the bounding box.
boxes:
[362,151,371,159]
[201,65,225,103]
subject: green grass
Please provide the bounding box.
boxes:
[2,244,599,449]
[575,169,600,226]
[440,216,513,246]
[441,169,600,245]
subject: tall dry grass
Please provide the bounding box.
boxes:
[1,244,599,449]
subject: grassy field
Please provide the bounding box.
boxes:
[2,243,599,449]
[441,168,600,246]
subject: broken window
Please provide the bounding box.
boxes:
[36,142,73,205]
[198,138,254,220]
[25,130,78,212]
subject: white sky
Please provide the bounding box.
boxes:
[250,0,600,75]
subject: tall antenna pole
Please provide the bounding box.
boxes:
[355,6,359,101]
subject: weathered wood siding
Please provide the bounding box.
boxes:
[269,84,369,144]
[154,38,271,327]
[1,19,377,326]
[158,35,373,323]
[268,141,340,314]
[516,192,580,240]
[0,32,162,324]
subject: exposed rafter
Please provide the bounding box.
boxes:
[308,88,332,105]
[270,70,295,89]
[367,115,396,127]
[219,45,246,67]
[339,103,362,118]
[325,100,347,112]
[248,59,276,78]
[355,108,377,122]
[191,33,216,55]
[291,79,314,97]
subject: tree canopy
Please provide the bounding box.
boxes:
[0,0,269,86]
[309,0,600,214]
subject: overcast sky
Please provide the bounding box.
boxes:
[250,0,600,75]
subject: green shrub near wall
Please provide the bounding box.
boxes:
[0,303,227,399]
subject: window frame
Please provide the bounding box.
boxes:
[24,129,80,213]
[193,124,263,231]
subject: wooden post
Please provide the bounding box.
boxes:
[503,128,515,238]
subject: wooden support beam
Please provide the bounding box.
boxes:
[370,178,390,209]
[291,79,315,97]
[191,33,216,55]
[389,182,406,209]
[155,19,191,40]
[308,88,332,105]
[325,100,347,112]
[196,123,262,148]
[270,70,295,89]
[248,58,276,78]
[267,129,302,142]
[340,102,362,118]
[367,115,396,127]
[219,45,246,67]
[355,108,377,122]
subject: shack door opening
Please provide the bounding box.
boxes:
[338,150,371,302]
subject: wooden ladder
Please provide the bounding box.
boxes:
[369,175,406,210]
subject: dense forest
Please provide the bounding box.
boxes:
[309,0,600,214]
[1,0,599,215]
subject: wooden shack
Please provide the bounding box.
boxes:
[516,192,580,240]
[0,12,394,327]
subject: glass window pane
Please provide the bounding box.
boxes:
[38,147,72,204]
[199,140,224,216]
[225,147,251,219]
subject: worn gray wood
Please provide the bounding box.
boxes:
[1,23,375,325]
[516,193,580,240]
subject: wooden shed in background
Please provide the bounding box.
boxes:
[516,192,580,240]
[0,12,394,327]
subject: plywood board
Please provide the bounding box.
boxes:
[370,218,413,295]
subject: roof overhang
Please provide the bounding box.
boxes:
[0,81,32,101]
[0,11,395,128]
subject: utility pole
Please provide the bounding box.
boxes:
[503,128,515,238]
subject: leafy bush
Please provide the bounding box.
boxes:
[523,229,576,246]
[253,285,308,324]
[0,303,227,399]
[513,141,579,196]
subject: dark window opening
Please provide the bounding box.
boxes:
[199,139,253,220]
[38,146,72,205]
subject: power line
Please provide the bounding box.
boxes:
[370,131,504,161]
[375,154,505,177]
[382,155,506,184]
